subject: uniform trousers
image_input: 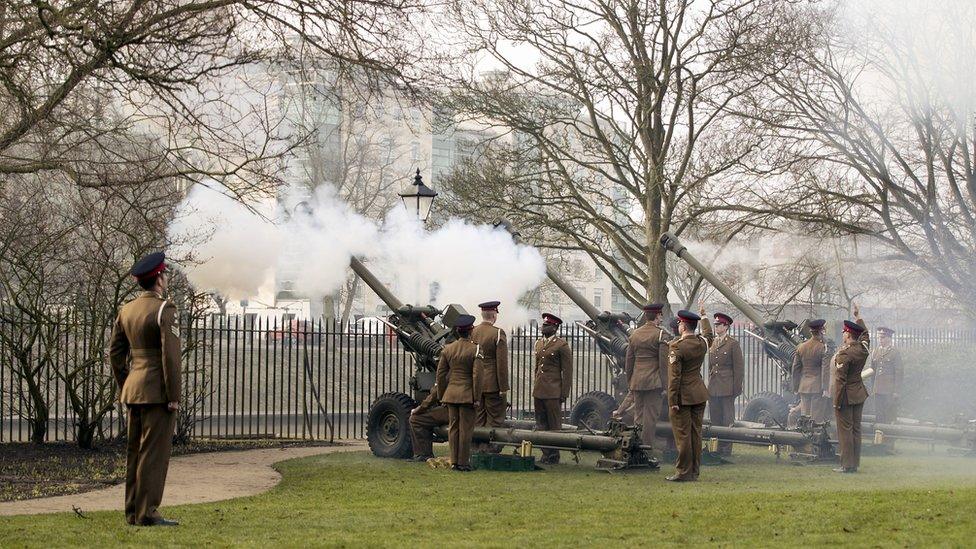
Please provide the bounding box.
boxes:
[873,394,898,425]
[707,395,736,455]
[633,390,663,451]
[125,403,175,525]
[834,402,864,470]
[409,405,449,458]
[475,392,506,452]
[614,391,636,424]
[534,398,563,463]
[800,393,829,423]
[446,404,475,467]
[669,402,706,479]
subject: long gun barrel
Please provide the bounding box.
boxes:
[660,232,799,379]
[350,256,404,312]
[659,232,766,327]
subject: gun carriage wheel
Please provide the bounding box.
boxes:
[367,392,417,458]
[570,391,618,430]
[741,391,790,427]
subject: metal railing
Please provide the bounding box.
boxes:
[2,314,972,443]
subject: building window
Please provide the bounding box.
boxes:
[594,288,604,308]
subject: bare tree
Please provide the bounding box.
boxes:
[734,2,976,315]
[433,0,799,309]
[0,179,79,443]
[0,0,429,197]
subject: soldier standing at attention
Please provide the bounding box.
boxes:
[409,386,449,461]
[436,314,480,471]
[109,252,181,527]
[666,305,712,482]
[533,313,573,464]
[623,303,669,454]
[870,327,902,425]
[706,312,744,456]
[471,300,509,451]
[791,319,831,422]
[833,305,870,473]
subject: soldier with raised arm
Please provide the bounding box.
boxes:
[665,303,713,482]
[832,305,870,473]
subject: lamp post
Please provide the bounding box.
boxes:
[398,169,437,223]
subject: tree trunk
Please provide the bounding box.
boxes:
[340,276,360,324]
[321,294,337,321]
[77,420,96,449]
[27,378,48,444]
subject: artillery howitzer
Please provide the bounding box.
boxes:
[353,256,653,469]
[660,232,802,425]
[350,257,469,458]
[494,219,636,429]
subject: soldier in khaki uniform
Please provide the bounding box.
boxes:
[409,386,449,461]
[832,306,870,473]
[623,303,669,452]
[706,312,744,456]
[666,307,712,482]
[870,327,902,424]
[791,318,831,422]
[471,300,509,451]
[533,313,573,464]
[435,314,479,471]
[109,252,181,527]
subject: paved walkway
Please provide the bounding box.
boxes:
[0,442,367,516]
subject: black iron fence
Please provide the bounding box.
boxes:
[2,314,974,444]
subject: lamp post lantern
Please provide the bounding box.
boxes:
[398,169,437,223]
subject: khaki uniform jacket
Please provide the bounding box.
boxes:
[471,322,509,395]
[532,336,573,400]
[871,346,903,395]
[109,292,182,405]
[667,318,713,407]
[832,319,870,407]
[415,387,441,414]
[707,334,744,397]
[436,338,479,405]
[625,323,669,391]
[791,337,830,394]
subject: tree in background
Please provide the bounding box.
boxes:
[434,0,799,309]
[736,1,976,315]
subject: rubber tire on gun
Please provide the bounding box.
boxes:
[741,391,790,427]
[569,391,618,430]
[367,392,417,458]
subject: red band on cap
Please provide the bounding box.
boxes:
[136,262,166,280]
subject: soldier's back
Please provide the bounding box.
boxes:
[117,292,172,404]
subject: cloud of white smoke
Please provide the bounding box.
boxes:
[168,183,547,330]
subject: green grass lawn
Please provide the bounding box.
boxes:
[2,443,975,547]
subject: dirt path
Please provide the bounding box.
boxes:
[0,442,367,516]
